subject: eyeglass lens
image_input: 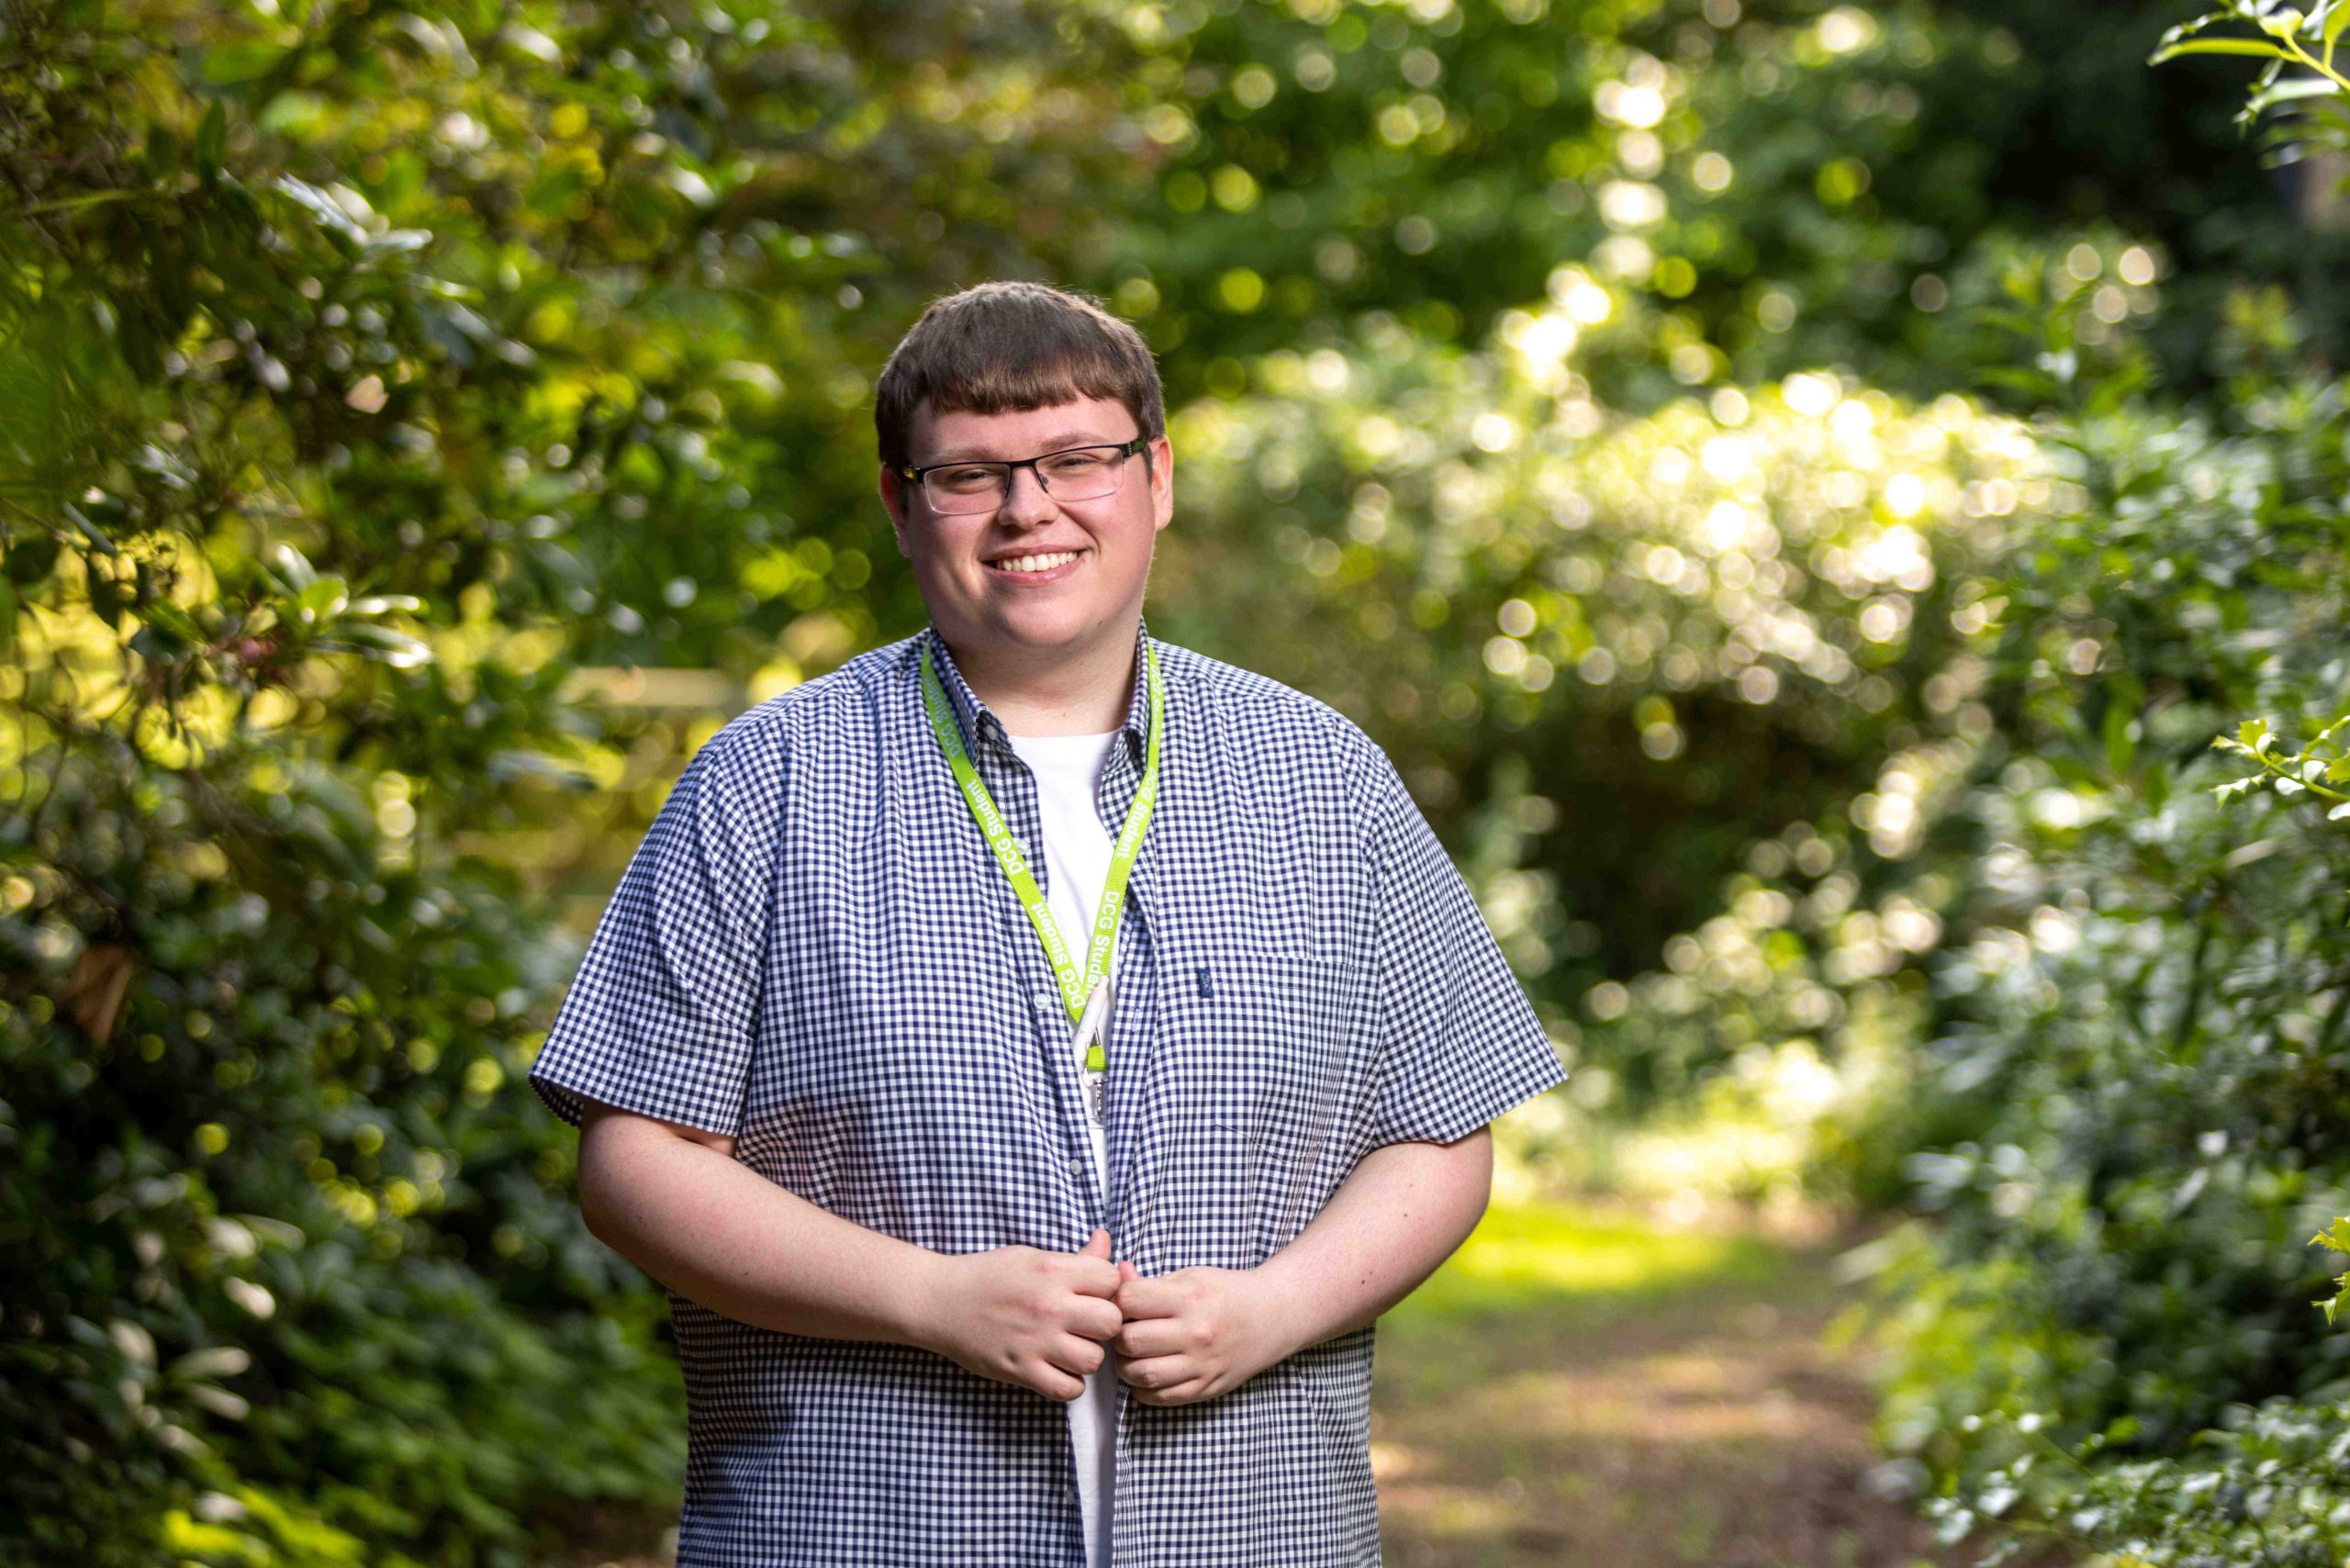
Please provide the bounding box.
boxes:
[922,446,1132,514]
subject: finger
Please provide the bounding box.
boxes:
[1115,1352,1192,1392]
[1068,1258,1124,1298]
[1080,1226,1112,1259]
[1114,1274,1183,1318]
[1070,1296,1124,1341]
[1131,1378,1208,1408]
[1048,1334,1107,1378]
[1035,1364,1086,1403]
[1111,1316,1185,1358]
[1117,1259,1139,1287]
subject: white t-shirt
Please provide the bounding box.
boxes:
[1002,726,1123,1568]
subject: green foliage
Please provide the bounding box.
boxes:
[1159,310,2031,1023]
[2212,711,2350,818]
[0,0,1130,1561]
[1847,21,2350,1556]
[1110,0,2350,413]
[2153,0,2350,129]
[1907,1398,2350,1565]
[1840,298,2350,1563]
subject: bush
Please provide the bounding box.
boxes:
[1841,290,2350,1557]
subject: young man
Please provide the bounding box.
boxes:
[529,280,1565,1567]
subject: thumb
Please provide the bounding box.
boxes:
[1081,1226,1112,1258]
[1117,1259,1139,1287]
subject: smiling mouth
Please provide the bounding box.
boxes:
[985,549,1085,575]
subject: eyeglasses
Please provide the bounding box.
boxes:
[895,436,1151,516]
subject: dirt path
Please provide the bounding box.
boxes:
[1369,1195,1992,1568]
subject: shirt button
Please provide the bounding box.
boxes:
[1069,1157,1086,1177]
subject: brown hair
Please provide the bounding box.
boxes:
[873,281,1165,471]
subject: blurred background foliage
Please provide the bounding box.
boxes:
[3,0,2348,1562]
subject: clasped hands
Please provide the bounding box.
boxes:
[923,1226,1294,1406]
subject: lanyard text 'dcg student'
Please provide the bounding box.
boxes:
[918,638,1166,1126]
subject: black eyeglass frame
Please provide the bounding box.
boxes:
[893,434,1155,512]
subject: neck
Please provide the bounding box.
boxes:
[940,616,1140,737]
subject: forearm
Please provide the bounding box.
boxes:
[579,1114,946,1347]
[1252,1127,1493,1353]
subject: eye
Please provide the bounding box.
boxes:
[1039,451,1113,478]
[933,465,1004,492]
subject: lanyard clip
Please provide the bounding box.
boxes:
[1071,979,1111,1125]
[1069,977,1110,1067]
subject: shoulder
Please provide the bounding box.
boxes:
[1154,639,1404,823]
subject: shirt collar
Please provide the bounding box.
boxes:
[921,616,1160,766]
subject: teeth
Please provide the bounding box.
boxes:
[991,551,1080,574]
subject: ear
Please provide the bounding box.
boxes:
[878,463,915,558]
[1147,433,1174,536]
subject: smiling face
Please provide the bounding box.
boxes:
[880,393,1172,678]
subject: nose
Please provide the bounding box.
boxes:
[998,462,1059,528]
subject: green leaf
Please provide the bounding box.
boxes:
[2330,801,2350,820]
[200,40,281,85]
[269,542,318,591]
[331,623,434,668]
[2327,0,2350,47]
[2101,700,2138,774]
[524,168,588,220]
[2151,37,2295,62]
[271,175,369,246]
[294,575,350,623]
[194,100,226,189]
[2246,73,2344,112]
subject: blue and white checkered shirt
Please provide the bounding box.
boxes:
[529,620,1567,1567]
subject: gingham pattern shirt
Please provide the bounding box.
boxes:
[529,620,1567,1567]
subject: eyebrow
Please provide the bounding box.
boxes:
[919,429,1131,464]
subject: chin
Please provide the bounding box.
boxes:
[991,611,1102,647]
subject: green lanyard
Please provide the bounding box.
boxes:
[918,637,1166,1080]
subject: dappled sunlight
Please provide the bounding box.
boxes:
[1393,1197,1781,1321]
[1470,1353,1825,1446]
[1373,1203,1965,1568]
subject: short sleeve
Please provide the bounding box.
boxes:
[1361,750,1567,1149]
[528,719,783,1137]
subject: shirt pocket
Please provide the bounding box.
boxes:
[1160,947,1356,1270]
